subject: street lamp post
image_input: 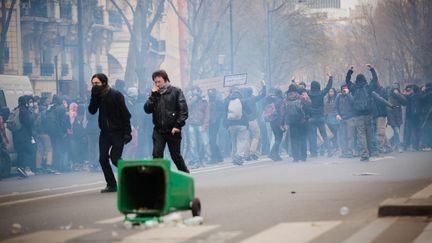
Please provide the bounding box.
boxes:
[54,55,59,95]
[266,0,286,87]
[229,0,234,74]
[266,1,272,86]
[77,0,85,99]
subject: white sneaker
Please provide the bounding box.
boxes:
[25,168,35,176]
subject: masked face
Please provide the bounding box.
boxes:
[342,87,349,95]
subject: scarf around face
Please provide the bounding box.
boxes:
[159,83,171,95]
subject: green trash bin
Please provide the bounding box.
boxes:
[117,159,201,223]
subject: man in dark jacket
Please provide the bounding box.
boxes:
[263,88,285,161]
[144,70,189,173]
[387,83,407,152]
[308,74,333,157]
[207,88,224,164]
[285,84,310,162]
[335,85,355,157]
[403,84,421,151]
[11,96,34,177]
[88,73,132,193]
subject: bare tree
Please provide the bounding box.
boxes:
[110,0,165,90]
[168,0,232,86]
[0,0,17,73]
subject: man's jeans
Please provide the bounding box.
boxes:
[353,115,373,158]
[228,125,249,159]
[248,120,260,156]
[187,124,210,164]
[340,118,355,156]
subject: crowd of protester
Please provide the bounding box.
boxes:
[0,64,431,178]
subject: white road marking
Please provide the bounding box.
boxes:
[239,221,341,243]
[121,225,219,243]
[413,223,432,243]
[411,183,432,199]
[1,229,99,243]
[95,216,125,224]
[191,160,273,174]
[0,187,103,207]
[0,181,105,198]
[342,218,397,243]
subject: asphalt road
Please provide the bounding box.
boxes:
[0,151,431,242]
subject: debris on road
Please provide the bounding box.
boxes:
[10,223,22,235]
[339,206,349,216]
[353,172,380,176]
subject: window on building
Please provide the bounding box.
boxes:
[60,0,72,20]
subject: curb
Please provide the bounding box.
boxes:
[378,184,432,217]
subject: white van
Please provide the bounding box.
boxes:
[0,75,34,178]
[0,75,34,110]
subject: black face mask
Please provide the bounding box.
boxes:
[91,85,105,95]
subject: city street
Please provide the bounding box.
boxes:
[0,151,431,242]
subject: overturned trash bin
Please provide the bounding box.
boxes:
[117,159,201,223]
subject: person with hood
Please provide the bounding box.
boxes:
[11,96,34,177]
[88,73,132,193]
[403,84,421,151]
[223,87,250,165]
[285,84,310,162]
[419,83,432,150]
[308,74,333,157]
[263,88,285,161]
[144,70,189,173]
[345,64,376,161]
[387,82,407,152]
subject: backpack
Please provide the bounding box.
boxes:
[262,103,278,122]
[227,98,243,120]
[353,86,371,113]
[286,99,305,124]
[6,108,21,132]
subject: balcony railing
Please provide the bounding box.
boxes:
[40,63,54,76]
[21,0,48,18]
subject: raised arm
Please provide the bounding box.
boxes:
[345,66,354,88]
[322,74,333,95]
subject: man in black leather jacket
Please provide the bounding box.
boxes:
[88,73,132,193]
[144,70,189,173]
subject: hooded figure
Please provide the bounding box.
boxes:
[12,95,34,177]
[88,73,132,193]
[345,65,379,161]
[307,76,333,157]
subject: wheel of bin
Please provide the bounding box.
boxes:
[191,198,201,217]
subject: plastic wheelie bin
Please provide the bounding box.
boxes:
[117,159,201,223]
